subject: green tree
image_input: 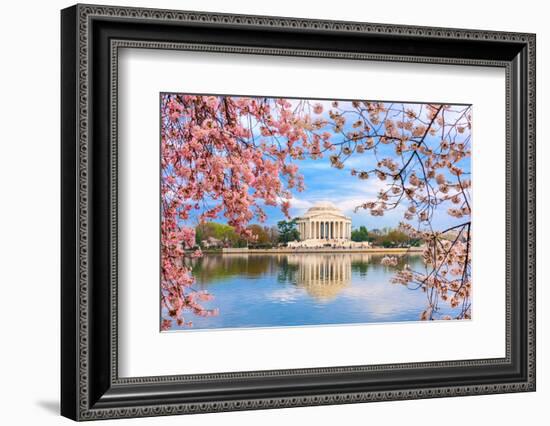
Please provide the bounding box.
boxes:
[277,219,300,244]
[351,225,369,242]
[195,222,246,247]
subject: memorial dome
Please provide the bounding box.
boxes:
[303,201,347,218]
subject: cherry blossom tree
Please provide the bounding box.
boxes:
[323,101,472,320]
[160,94,472,330]
[160,94,323,329]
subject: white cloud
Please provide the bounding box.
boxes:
[266,287,302,303]
[341,155,377,171]
[285,195,314,217]
[285,177,409,228]
[288,197,314,210]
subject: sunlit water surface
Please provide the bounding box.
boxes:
[170,253,463,330]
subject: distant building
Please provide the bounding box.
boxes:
[287,201,370,249]
[201,237,223,249]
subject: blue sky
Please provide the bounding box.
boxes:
[261,153,397,229]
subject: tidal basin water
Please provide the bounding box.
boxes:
[174,252,460,330]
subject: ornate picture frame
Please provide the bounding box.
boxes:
[61,4,535,421]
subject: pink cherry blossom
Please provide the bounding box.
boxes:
[160,96,473,328]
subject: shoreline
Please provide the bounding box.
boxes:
[210,247,424,255]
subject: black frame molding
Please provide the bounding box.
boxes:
[61,4,536,421]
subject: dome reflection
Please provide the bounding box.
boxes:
[287,253,373,300]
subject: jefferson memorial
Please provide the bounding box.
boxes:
[287,201,370,249]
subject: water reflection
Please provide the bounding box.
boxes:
[179,253,460,330]
[288,254,371,301]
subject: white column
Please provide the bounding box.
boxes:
[317,221,320,239]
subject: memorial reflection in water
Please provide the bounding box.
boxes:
[288,254,371,300]
[176,252,465,330]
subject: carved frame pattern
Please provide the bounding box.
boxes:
[61,4,536,421]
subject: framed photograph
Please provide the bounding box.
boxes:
[61,4,536,421]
